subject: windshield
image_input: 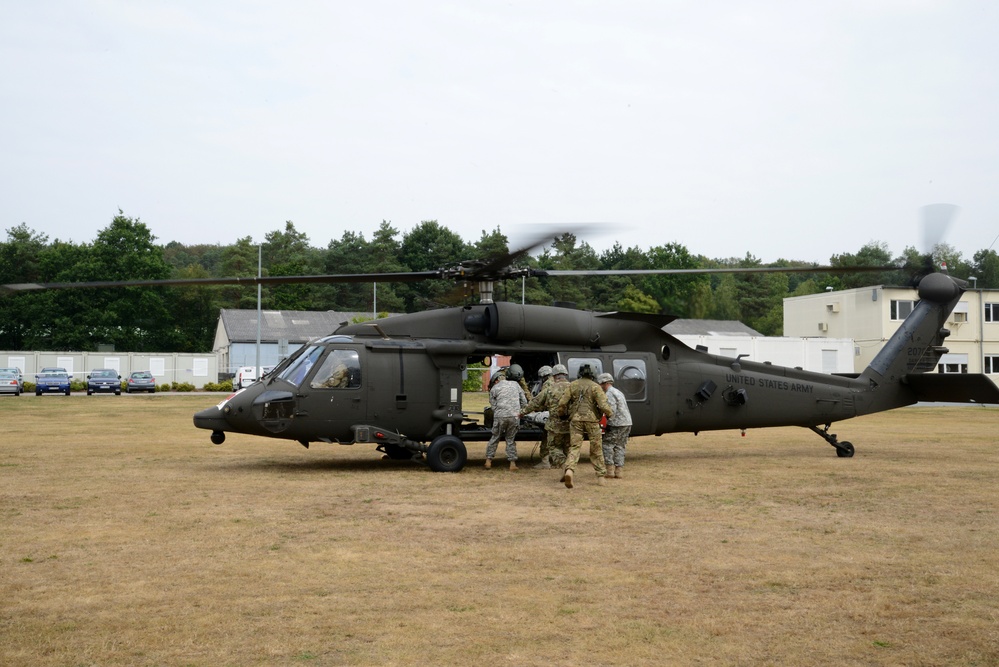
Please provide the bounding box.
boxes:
[132,372,152,379]
[40,373,68,379]
[278,345,324,387]
[92,370,117,378]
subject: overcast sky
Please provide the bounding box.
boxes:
[2,1,997,264]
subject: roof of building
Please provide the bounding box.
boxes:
[664,319,763,336]
[219,309,384,343]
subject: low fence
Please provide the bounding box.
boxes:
[1,351,219,389]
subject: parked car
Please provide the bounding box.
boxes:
[0,367,24,393]
[87,369,122,395]
[235,366,271,390]
[125,371,156,393]
[35,370,72,396]
[0,371,21,396]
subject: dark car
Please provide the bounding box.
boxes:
[125,371,156,393]
[35,371,72,396]
[87,369,122,395]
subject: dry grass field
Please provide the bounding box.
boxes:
[2,393,998,666]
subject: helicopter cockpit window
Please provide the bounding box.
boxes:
[279,345,325,387]
[612,359,647,401]
[311,349,361,390]
[566,358,603,379]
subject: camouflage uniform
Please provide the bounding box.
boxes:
[522,376,570,466]
[602,384,632,469]
[315,364,349,389]
[490,368,531,399]
[557,376,613,477]
[485,378,527,462]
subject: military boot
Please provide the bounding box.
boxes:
[533,459,552,469]
[563,470,574,488]
[509,461,518,471]
[615,466,623,479]
[484,459,492,469]
[595,474,605,486]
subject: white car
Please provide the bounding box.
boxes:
[235,367,255,389]
[235,366,275,389]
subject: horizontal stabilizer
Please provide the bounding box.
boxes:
[903,373,999,404]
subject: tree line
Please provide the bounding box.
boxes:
[2,212,997,353]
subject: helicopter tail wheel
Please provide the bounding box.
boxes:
[808,425,855,458]
[835,441,855,458]
[210,431,226,445]
[426,435,467,473]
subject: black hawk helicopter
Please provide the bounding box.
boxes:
[4,217,997,471]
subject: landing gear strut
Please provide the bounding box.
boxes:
[808,425,854,458]
[353,425,468,472]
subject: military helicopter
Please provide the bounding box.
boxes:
[4,219,998,472]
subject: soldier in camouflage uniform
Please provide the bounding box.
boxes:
[521,364,569,469]
[532,365,552,397]
[489,364,531,399]
[484,374,528,471]
[598,372,632,479]
[556,364,613,488]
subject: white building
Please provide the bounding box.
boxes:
[665,319,855,373]
[783,282,999,375]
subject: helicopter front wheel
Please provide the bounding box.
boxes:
[210,431,226,445]
[427,435,467,473]
[835,441,855,458]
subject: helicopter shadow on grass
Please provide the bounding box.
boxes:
[204,451,435,475]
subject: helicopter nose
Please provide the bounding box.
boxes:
[193,404,229,432]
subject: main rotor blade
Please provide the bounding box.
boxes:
[540,264,897,278]
[0,271,441,295]
[922,203,959,254]
[3,262,904,295]
[465,223,607,281]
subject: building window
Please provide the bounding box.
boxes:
[950,301,969,323]
[985,356,999,374]
[937,353,969,374]
[890,299,916,320]
[985,303,999,322]
[938,362,968,373]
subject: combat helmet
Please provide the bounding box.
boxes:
[537,365,552,378]
[552,364,568,376]
[506,364,524,381]
[577,364,596,379]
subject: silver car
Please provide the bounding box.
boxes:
[125,371,156,393]
[0,367,23,393]
[0,371,20,396]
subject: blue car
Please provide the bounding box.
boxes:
[35,371,72,396]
